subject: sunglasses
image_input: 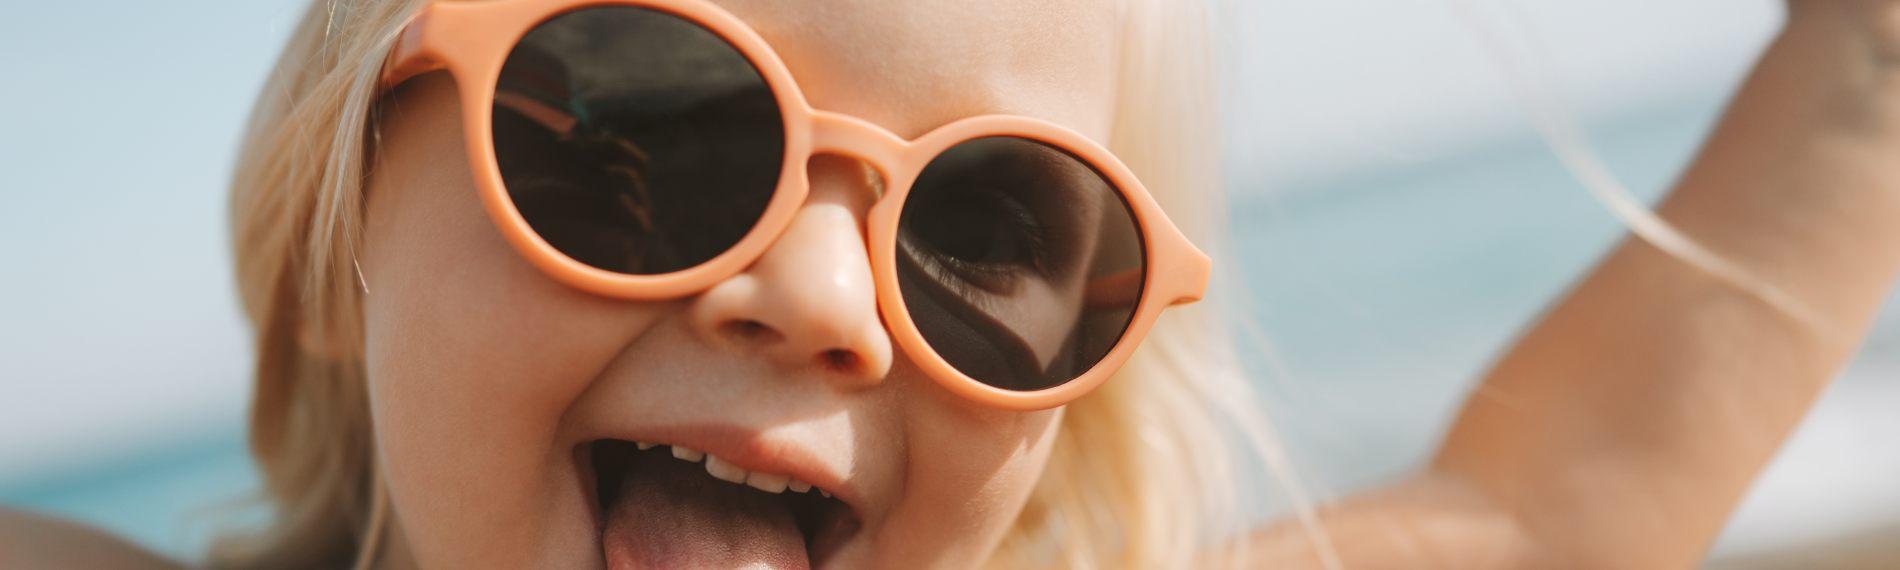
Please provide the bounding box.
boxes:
[377,0,1210,410]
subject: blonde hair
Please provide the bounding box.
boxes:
[218,0,1318,568]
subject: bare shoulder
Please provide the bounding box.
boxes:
[0,507,182,570]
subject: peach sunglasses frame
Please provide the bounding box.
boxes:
[378,0,1211,411]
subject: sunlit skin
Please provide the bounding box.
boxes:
[360,0,1117,567]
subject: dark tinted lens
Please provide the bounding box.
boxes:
[897,137,1145,392]
[492,7,783,275]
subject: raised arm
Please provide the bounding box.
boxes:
[1252,3,1900,567]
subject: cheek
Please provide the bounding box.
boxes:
[361,262,638,565]
[357,92,672,564]
[881,400,1062,565]
[361,115,583,474]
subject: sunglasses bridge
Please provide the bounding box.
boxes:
[805,110,913,189]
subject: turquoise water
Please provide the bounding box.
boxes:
[1,432,261,559]
[0,103,1720,561]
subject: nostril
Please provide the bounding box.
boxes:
[819,349,859,374]
[720,319,785,344]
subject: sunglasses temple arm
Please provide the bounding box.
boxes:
[1083,244,1212,310]
[1173,249,1212,306]
[380,6,445,93]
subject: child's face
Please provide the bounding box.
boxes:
[359,0,1120,567]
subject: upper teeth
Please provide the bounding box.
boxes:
[645,442,822,497]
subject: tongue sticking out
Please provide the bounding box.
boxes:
[602,450,809,570]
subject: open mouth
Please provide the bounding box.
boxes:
[585,439,859,569]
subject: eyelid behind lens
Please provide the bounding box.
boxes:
[896,247,1051,390]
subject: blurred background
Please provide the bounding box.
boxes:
[2,0,1895,566]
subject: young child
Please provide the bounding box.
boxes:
[7,0,1899,568]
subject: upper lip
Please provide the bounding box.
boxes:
[587,423,858,509]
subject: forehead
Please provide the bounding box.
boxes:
[708,0,1121,140]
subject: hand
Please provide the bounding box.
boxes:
[1786,0,1900,58]
[1771,0,1900,149]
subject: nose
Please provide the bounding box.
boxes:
[687,155,894,387]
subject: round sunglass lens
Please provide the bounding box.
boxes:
[896,137,1146,392]
[491,6,784,275]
